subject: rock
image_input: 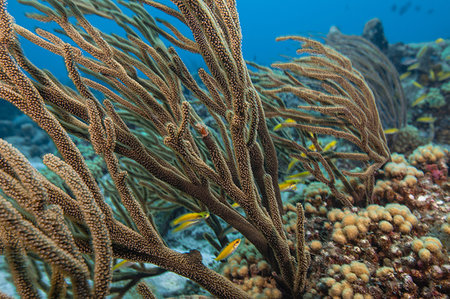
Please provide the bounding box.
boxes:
[363,18,389,52]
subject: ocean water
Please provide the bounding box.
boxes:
[6,0,450,75]
[239,0,450,65]
[1,0,449,298]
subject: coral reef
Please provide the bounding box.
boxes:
[373,153,424,204]
[0,1,448,299]
[289,142,449,298]
[220,241,283,299]
[389,125,425,156]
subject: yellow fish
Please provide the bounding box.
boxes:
[437,71,450,81]
[172,220,201,233]
[215,238,241,261]
[283,179,303,184]
[171,211,209,232]
[274,118,296,131]
[308,143,317,151]
[383,128,399,135]
[279,182,297,192]
[412,81,424,88]
[112,260,133,271]
[429,70,436,81]
[287,158,299,171]
[416,116,436,123]
[287,171,311,180]
[435,38,445,44]
[411,93,428,107]
[293,142,316,158]
[399,72,411,80]
[416,45,428,58]
[299,142,318,158]
[231,202,240,208]
[407,63,420,71]
[171,211,210,227]
[322,140,337,152]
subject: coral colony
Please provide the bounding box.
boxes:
[0,0,448,298]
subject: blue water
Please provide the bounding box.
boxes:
[7,0,450,76]
[237,0,450,65]
[1,1,449,298]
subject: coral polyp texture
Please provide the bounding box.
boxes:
[299,191,448,297]
[294,142,449,298]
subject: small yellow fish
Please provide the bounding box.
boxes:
[231,202,240,208]
[435,38,445,44]
[322,140,337,152]
[407,63,420,71]
[283,179,303,184]
[429,70,436,81]
[287,158,299,171]
[411,94,428,107]
[399,72,411,80]
[383,128,399,134]
[171,211,210,227]
[279,182,297,192]
[172,220,201,233]
[416,116,436,123]
[416,45,428,58]
[412,81,424,88]
[308,143,317,151]
[274,118,296,131]
[297,143,317,158]
[112,260,133,271]
[171,211,209,233]
[215,238,241,261]
[287,171,311,180]
[437,71,450,81]
[273,124,283,131]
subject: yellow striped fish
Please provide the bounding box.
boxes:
[283,179,303,184]
[112,260,133,271]
[411,94,428,107]
[171,212,210,227]
[215,238,241,261]
[322,140,337,152]
[279,182,297,192]
[416,45,428,58]
[399,72,411,80]
[274,118,296,131]
[171,211,209,233]
[383,128,399,134]
[416,116,436,123]
[172,220,201,233]
[412,81,424,88]
[299,143,318,158]
[437,71,450,81]
[287,158,299,171]
[407,63,420,71]
[429,70,436,81]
